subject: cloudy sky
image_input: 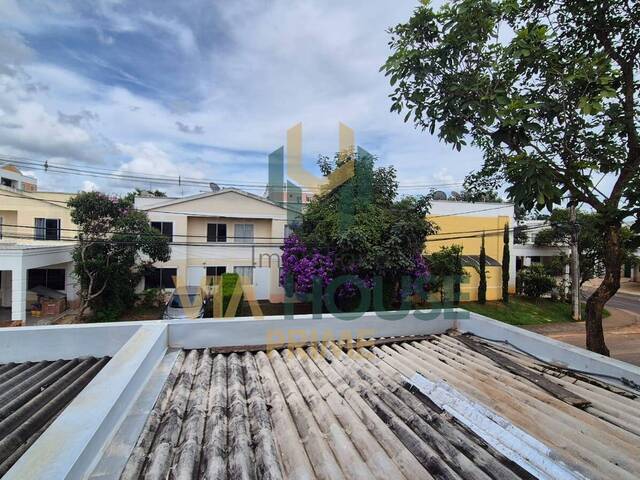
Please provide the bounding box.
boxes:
[0,0,480,196]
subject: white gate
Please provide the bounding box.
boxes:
[187,266,204,287]
[253,267,270,300]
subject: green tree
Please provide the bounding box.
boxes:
[450,189,502,203]
[478,233,487,304]
[502,223,510,303]
[296,150,437,305]
[426,245,466,305]
[535,209,639,285]
[382,0,640,355]
[123,188,167,204]
[68,192,171,320]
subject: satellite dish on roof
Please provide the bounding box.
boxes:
[432,190,448,200]
[209,182,221,192]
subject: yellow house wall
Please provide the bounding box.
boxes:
[0,192,75,243]
[425,215,511,302]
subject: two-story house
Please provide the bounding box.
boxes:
[135,188,289,302]
[0,164,78,323]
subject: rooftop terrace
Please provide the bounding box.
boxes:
[0,310,639,479]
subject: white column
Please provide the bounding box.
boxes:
[65,262,79,303]
[11,264,26,322]
[509,231,517,290]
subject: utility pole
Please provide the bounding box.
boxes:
[569,201,581,321]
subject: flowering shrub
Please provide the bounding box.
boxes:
[281,234,432,306]
[280,235,335,296]
[400,254,430,299]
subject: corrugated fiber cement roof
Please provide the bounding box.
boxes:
[0,356,110,476]
[120,333,640,480]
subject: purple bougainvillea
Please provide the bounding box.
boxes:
[400,254,431,299]
[280,235,335,296]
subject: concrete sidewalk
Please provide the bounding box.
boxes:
[525,307,640,366]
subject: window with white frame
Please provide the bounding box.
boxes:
[34,218,61,240]
[234,223,254,243]
[233,266,254,284]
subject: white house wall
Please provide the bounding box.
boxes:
[138,191,288,301]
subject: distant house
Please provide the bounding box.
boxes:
[135,188,290,302]
[0,166,78,322]
[426,200,516,301]
[0,163,37,192]
[513,219,570,279]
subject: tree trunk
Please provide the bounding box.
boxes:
[584,223,623,356]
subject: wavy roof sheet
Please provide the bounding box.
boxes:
[120,333,640,479]
[0,356,109,476]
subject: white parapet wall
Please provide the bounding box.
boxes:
[0,322,144,363]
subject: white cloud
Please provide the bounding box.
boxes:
[139,12,198,55]
[82,180,98,191]
[0,31,35,67]
[116,142,180,177]
[432,167,456,185]
[0,72,93,158]
[0,1,488,197]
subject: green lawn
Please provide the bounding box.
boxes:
[462,296,609,326]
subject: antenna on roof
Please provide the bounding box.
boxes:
[432,190,448,200]
[209,182,221,192]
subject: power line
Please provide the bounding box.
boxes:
[0,189,516,223]
[0,222,552,247]
[0,211,554,241]
[1,154,466,192]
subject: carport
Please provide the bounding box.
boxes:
[0,244,76,323]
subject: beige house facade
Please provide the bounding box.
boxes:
[0,166,78,322]
[135,189,289,302]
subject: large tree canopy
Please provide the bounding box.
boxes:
[282,150,436,309]
[383,0,639,354]
[69,192,171,320]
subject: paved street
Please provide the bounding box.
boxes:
[526,288,640,366]
[582,285,640,315]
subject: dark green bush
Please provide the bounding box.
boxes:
[221,273,243,316]
[517,264,556,298]
[91,306,121,323]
